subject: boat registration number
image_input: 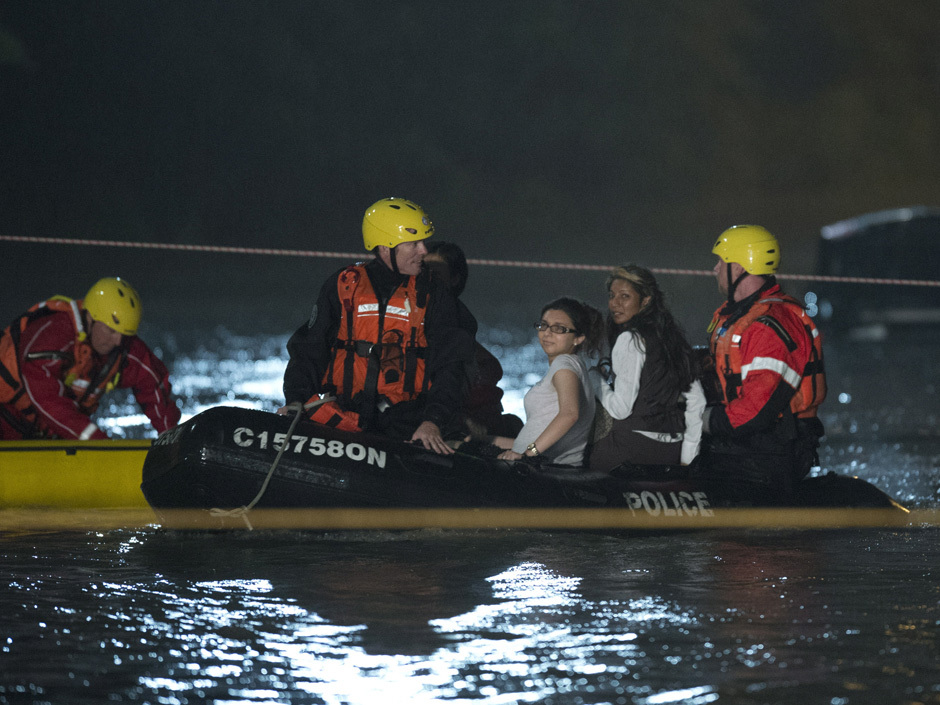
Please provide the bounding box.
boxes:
[232,427,387,468]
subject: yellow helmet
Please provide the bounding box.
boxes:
[362,197,434,251]
[712,225,780,275]
[83,277,142,336]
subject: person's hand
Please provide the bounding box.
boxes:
[411,421,454,455]
[491,436,515,450]
[276,401,303,416]
[498,449,523,461]
[594,357,613,382]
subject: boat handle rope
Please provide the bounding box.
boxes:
[208,396,333,529]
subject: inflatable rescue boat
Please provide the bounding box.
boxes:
[140,406,907,525]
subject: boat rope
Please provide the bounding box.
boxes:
[207,401,306,529]
[2,234,939,287]
[207,397,335,529]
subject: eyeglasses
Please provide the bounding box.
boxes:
[534,321,577,335]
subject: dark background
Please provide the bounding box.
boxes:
[2,1,939,343]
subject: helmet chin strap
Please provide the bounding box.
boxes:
[726,262,748,307]
[380,245,402,275]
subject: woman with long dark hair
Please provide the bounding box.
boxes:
[493,297,604,466]
[588,265,705,470]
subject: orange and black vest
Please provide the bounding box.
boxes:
[322,265,430,421]
[0,297,126,433]
[708,295,826,419]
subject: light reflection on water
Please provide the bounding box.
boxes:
[3,528,939,704]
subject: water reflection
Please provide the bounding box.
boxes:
[431,561,645,702]
[116,533,734,702]
[106,532,707,702]
[3,525,939,704]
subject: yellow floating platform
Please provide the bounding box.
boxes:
[0,439,152,508]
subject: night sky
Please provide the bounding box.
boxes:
[2,1,939,337]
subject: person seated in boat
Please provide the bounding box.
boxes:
[587,265,706,471]
[423,241,524,440]
[281,197,474,455]
[491,298,603,466]
[0,277,181,440]
[700,225,827,504]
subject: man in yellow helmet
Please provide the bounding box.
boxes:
[0,277,181,440]
[281,198,473,454]
[701,225,827,503]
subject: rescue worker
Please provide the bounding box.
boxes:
[0,277,181,440]
[700,225,827,504]
[281,197,473,455]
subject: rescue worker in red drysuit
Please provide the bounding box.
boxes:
[280,198,473,455]
[0,277,181,440]
[700,225,827,504]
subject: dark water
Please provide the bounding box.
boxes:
[2,528,938,704]
[2,331,939,704]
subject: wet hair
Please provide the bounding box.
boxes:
[605,265,696,390]
[424,241,468,296]
[540,297,604,356]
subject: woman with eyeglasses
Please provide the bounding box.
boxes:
[587,265,706,471]
[492,297,603,466]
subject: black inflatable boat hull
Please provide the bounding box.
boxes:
[140,407,905,519]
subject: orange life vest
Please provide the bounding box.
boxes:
[0,297,125,432]
[321,264,430,421]
[708,295,826,419]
